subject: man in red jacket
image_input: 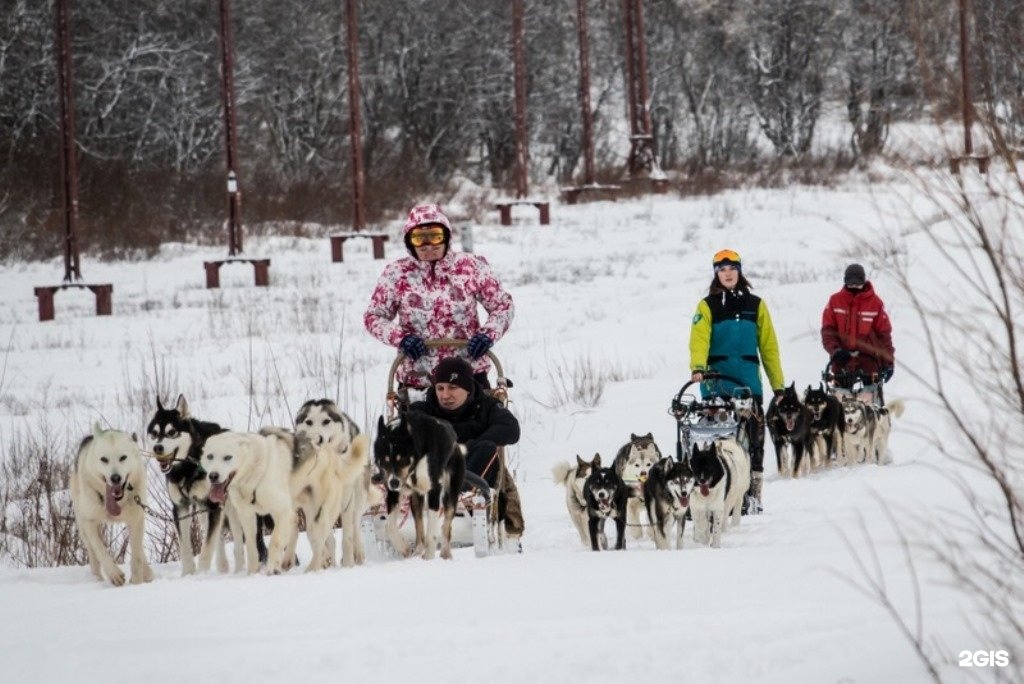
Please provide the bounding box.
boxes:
[821,264,895,397]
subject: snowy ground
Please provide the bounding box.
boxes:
[0,167,1014,683]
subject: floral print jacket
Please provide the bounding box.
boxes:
[364,251,514,387]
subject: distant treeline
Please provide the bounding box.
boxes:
[1,0,1021,259]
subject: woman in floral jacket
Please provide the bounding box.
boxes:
[364,204,514,389]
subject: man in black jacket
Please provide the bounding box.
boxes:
[409,356,525,544]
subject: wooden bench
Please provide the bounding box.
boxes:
[561,184,622,205]
[949,154,991,174]
[202,257,271,288]
[329,232,389,262]
[33,282,113,322]
[494,199,550,226]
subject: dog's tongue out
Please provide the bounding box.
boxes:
[105,483,124,516]
[699,483,710,496]
[209,482,228,504]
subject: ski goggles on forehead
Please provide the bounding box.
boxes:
[713,249,741,264]
[408,228,446,247]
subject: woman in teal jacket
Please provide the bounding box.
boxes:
[689,249,785,513]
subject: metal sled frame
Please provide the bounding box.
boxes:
[822,364,886,407]
[364,338,514,559]
[669,373,752,462]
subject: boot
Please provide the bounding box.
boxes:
[499,466,525,543]
[743,471,764,515]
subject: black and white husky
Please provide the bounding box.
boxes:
[644,456,693,550]
[70,423,154,586]
[842,398,905,465]
[583,454,629,551]
[803,384,844,468]
[146,395,239,575]
[613,433,661,540]
[373,411,466,560]
[766,383,811,478]
[552,454,594,547]
[288,399,372,570]
[687,440,750,548]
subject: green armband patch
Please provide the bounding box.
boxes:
[692,313,703,324]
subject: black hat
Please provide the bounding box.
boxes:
[844,263,866,286]
[431,357,476,393]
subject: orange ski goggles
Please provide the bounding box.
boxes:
[408,228,447,247]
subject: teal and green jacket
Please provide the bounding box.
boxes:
[689,288,784,398]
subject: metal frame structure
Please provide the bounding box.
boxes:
[33,0,113,322]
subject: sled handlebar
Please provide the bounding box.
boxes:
[386,338,508,419]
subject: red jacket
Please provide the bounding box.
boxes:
[821,282,894,378]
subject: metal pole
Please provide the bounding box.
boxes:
[576,0,595,185]
[218,0,243,255]
[958,0,974,157]
[512,0,528,199]
[54,0,81,282]
[622,0,639,142]
[345,0,366,231]
[634,0,653,140]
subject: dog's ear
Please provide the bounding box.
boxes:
[591,453,602,469]
[630,433,638,441]
[131,432,139,443]
[156,396,165,411]
[176,394,190,418]
[377,415,387,435]
[92,421,104,439]
[643,432,653,440]
[576,454,588,468]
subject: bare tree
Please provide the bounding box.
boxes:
[744,0,840,156]
[852,113,1024,679]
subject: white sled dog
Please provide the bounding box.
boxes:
[552,454,595,547]
[613,433,662,540]
[70,423,154,586]
[289,399,373,570]
[202,429,297,574]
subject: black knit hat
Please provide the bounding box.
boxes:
[431,357,476,393]
[844,263,866,286]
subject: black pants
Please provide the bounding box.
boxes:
[743,396,766,473]
[465,439,500,487]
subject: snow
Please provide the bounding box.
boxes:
[0,167,1014,683]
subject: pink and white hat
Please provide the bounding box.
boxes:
[403,204,451,235]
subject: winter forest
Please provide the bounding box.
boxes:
[2,0,1023,259]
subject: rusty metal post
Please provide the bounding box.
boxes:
[576,0,596,185]
[622,0,639,146]
[218,0,243,255]
[634,0,653,141]
[54,0,81,283]
[345,0,366,231]
[512,0,528,199]
[958,0,974,158]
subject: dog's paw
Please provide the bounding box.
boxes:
[108,567,126,586]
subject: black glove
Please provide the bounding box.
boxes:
[831,349,852,365]
[880,366,894,382]
[466,332,493,359]
[399,334,427,360]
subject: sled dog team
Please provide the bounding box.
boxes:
[553,385,903,552]
[73,395,380,585]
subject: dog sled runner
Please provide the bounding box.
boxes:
[363,338,516,559]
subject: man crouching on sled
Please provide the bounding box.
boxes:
[410,357,525,552]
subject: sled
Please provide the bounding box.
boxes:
[363,338,517,560]
[821,362,886,407]
[669,371,754,461]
